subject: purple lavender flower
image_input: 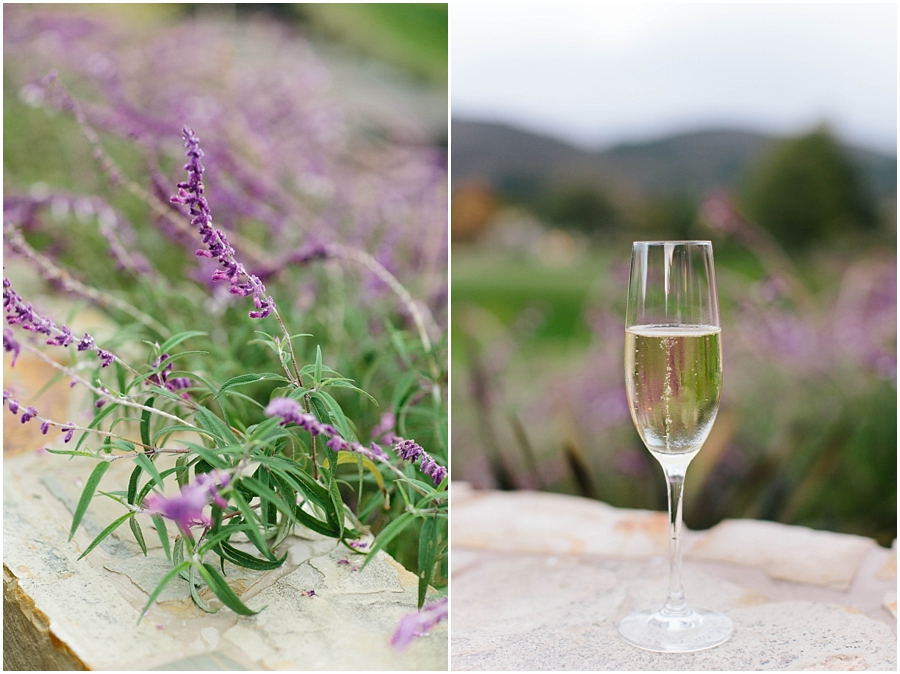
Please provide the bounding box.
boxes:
[391,597,448,651]
[265,397,445,484]
[264,398,337,439]
[326,435,348,452]
[368,442,388,460]
[391,439,446,486]
[394,439,424,462]
[146,353,192,398]
[264,397,307,426]
[20,406,38,423]
[3,328,20,366]
[61,422,75,443]
[370,411,395,441]
[4,193,152,276]
[4,278,113,366]
[143,469,230,533]
[170,127,274,319]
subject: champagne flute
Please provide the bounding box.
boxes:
[617,241,734,652]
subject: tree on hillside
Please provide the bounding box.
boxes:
[740,128,877,250]
[536,182,620,234]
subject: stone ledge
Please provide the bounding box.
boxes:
[450,486,896,671]
[686,518,875,590]
[4,450,447,670]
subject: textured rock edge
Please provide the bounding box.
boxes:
[4,565,87,671]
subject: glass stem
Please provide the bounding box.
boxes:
[662,462,689,616]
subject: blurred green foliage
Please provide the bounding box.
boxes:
[291,4,448,84]
[740,128,879,249]
[534,182,620,234]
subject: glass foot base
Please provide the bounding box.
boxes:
[617,605,733,653]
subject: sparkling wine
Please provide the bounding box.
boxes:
[625,324,722,462]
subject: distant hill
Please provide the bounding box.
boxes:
[452,119,897,203]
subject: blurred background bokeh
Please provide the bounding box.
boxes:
[450,4,896,545]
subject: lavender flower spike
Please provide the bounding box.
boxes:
[265,397,446,485]
[170,127,274,319]
[3,328,20,366]
[392,439,447,486]
[391,597,448,651]
[143,469,230,533]
[4,278,114,367]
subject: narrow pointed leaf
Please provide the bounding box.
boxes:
[78,511,132,560]
[151,515,171,562]
[130,516,148,556]
[69,461,110,540]
[197,563,261,616]
[139,560,191,623]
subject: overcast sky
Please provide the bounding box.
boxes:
[451,3,897,153]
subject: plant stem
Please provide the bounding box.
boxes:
[106,447,192,461]
[325,242,439,360]
[18,341,196,428]
[4,223,171,339]
[273,308,302,385]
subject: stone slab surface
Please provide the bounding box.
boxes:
[451,486,896,671]
[4,450,447,670]
[687,519,876,590]
[451,488,672,557]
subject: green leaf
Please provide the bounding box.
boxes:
[145,385,189,404]
[200,521,254,553]
[75,402,121,453]
[247,417,291,444]
[310,390,355,442]
[298,363,343,379]
[135,452,163,491]
[196,563,261,616]
[44,448,95,458]
[127,465,142,505]
[314,345,323,384]
[140,397,155,448]
[217,541,287,571]
[152,424,219,445]
[175,455,190,489]
[361,511,415,570]
[69,461,110,540]
[139,560,191,623]
[181,443,228,470]
[151,515,171,562]
[262,467,340,537]
[130,516,148,556]
[230,491,277,561]
[255,459,330,506]
[190,565,216,614]
[391,371,419,419]
[320,379,378,405]
[417,514,440,608]
[320,465,345,539]
[111,439,136,453]
[159,330,208,353]
[214,372,290,400]
[241,476,295,521]
[77,511,132,560]
[387,320,412,368]
[193,407,239,444]
[125,353,209,392]
[136,467,181,505]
